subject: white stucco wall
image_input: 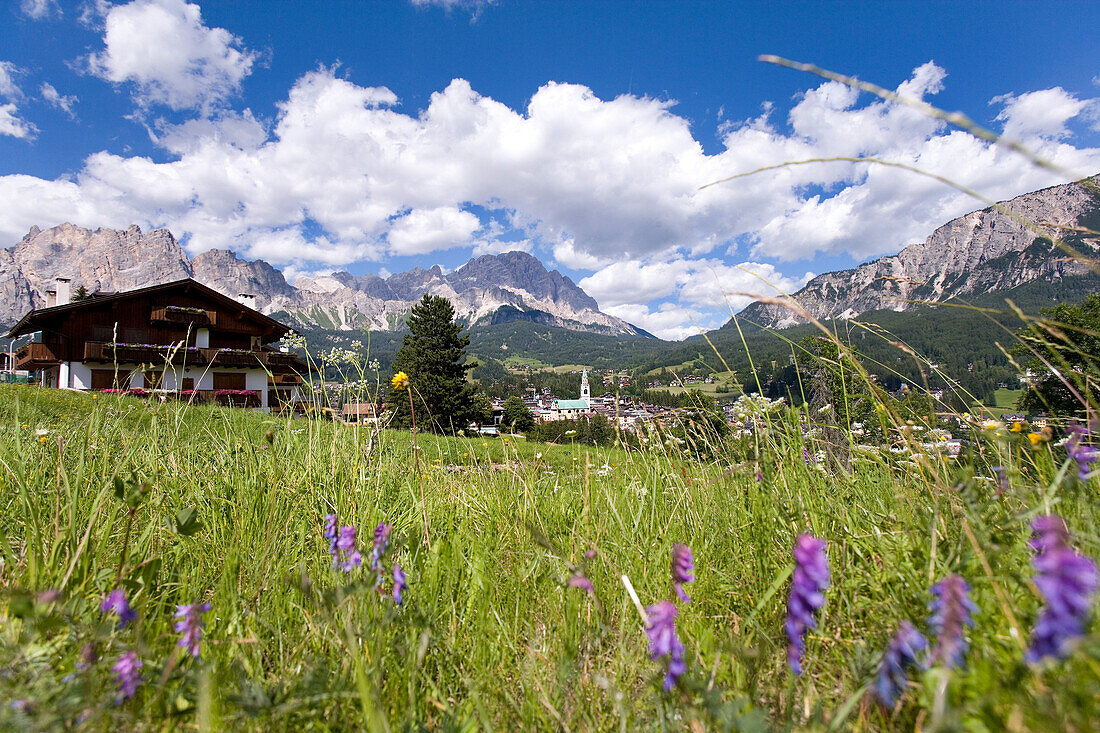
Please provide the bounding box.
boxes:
[245,370,269,409]
[69,361,93,389]
[59,361,273,411]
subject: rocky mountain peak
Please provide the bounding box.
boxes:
[0,224,645,337]
[738,175,1100,329]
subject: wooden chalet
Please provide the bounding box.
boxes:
[6,278,308,411]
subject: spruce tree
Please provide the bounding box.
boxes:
[388,294,481,433]
[501,396,535,432]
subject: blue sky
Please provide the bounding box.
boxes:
[2,0,1099,338]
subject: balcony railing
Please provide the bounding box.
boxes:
[16,343,59,369]
[84,342,207,366]
[82,342,303,371]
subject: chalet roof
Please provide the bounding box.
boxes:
[6,278,291,340]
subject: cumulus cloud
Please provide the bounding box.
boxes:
[1,62,1099,337]
[602,303,710,341]
[578,258,811,336]
[992,88,1098,141]
[0,104,37,139]
[85,0,255,111]
[40,82,77,118]
[0,62,24,99]
[0,62,35,139]
[387,206,481,255]
[20,0,59,19]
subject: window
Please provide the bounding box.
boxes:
[213,372,246,390]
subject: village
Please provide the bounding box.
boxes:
[0,275,1059,460]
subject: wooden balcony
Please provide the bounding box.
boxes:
[16,342,59,369]
[84,341,208,366]
[82,342,305,372]
[150,306,216,327]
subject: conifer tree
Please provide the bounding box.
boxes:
[501,396,535,432]
[388,294,482,433]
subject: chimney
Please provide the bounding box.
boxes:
[54,277,71,305]
[237,293,257,310]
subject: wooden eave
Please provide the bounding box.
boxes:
[5,278,290,341]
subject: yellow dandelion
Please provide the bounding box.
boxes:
[37,436,48,445]
[1011,421,1023,433]
[391,371,410,391]
[92,394,99,400]
[1028,432,1043,446]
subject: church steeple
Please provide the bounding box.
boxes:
[580,369,590,402]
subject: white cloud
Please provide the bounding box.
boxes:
[40,82,77,118]
[0,62,25,99]
[579,258,811,314]
[0,104,37,139]
[0,64,35,139]
[20,0,59,19]
[151,109,266,154]
[603,303,710,341]
[471,237,532,257]
[993,88,1095,141]
[408,0,498,13]
[85,0,255,111]
[387,206,481,255]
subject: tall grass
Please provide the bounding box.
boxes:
[0,364,1098,730]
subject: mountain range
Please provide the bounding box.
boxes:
[1,175,1096,359]
[739,175,1100,328]
[0,224,647,337]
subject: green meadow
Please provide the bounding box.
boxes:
[2,381,1098,731]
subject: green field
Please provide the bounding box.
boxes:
[1,384,1099,730]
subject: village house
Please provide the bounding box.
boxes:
[6,277,307,411]
[341,402,381,425]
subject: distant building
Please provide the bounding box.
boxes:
[341,403,380,425]
[548,368,592,421]
[6,278,307,411]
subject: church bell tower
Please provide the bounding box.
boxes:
[580,369,590,402]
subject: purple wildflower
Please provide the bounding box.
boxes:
[336,525,363,571]
[112,652,143,703]
[645,600,686,691]
[1067,426,1099,481]
[755,470,764,483]
[1026,515,1099,662]
[928,575,976,669]
[100,588,137,630]
[992,466,1008,495]
[323,514,364,572]
[174,602,212,659]
[370,523,392,572]
[671,543,695,603]
[874,621,927,706]
[323,514,338,555]
[802,448,814,466]
[786,533,830,676]
[393,565,407,605]
[37,589,60,604]
[567,574,594,593]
